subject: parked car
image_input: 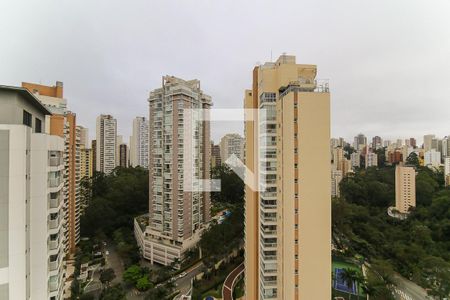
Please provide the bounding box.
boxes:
[178,272,187,278]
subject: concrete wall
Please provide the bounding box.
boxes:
[0,90,47,132]
[0,131,9,270]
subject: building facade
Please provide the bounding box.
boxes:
[0,85,66,300]
[22,82,81,254]
[353,133,367,151]
[119,143,128,168]
[365,152,378,168]
[130,116,149,168]
[134,76,211,266]
[244,55,331,300]
[445,157,450,187]
[331,170,343,197]
[424,149,441,169]
[219,133,244,163]
[395,165,416,214]
[95,115,117,174]
[210,142,222,168]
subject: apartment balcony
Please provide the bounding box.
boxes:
[260,241,277,249]
[48,195,61,209]
[48,216,60,230]
[260,192,277,200]
[48,177,61,188]
[48,275,59,292]
[48,256,60,272]
[48,156,63,167]
[262,279,277,287]
[48,238,59,251]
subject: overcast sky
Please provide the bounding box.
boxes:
[1,0,449,144]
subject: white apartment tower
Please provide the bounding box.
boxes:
[0,86,66,300]
[96,115,117,174]
[130,116,149,168]
[134,76,211,266]
[219,133,244,163]
[365,152,378,168]
[444,157,450,187]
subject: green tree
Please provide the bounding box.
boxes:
[406,152,420,168]
[99,268,116,287]
[420,256,450,299]
[211,165,244,204]
[338,268,360,300]
[123,265,143,285]
[145,286,169,300]
[99,284,126,300]
[136,275,152,291]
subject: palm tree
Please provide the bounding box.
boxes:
[339,268,360,300]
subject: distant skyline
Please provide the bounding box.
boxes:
[1,0,450,143]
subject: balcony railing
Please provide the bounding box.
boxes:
[48,257,59,271]
[48,178,61,188]
[48,238,59,250]
[48,275,59,292]
[48,156,63,167]
[48,217,60,230]
[48,196,60,209]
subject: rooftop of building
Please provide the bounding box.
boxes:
[0,84,53,115]
[22,81,63,98]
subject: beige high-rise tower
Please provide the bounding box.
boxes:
[395,165,416,214]
[244,55,331,300]
[134,76,211,266]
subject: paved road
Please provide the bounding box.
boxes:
[222,263,244,300]
[392,274,429,300]
[175,261,205,295]
[105,242,125,284]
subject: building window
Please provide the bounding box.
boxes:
[35,118,42,133]
[23,110,32,127]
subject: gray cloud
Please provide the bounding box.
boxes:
[1,0,449,144]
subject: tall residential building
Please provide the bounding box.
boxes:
[353,133,367,151]
[332,147,344,170]
[78,126,89,148]
[130,116,149,168]
[96,114,117,174]
[444,157,450,187]
[395,165,416,214]
[423,134,435,152]
[244,55,331,300]
[116,135,123,167]
[22,81,81,254]
[219,133,244,163]
[134,76,211,266]
[350,152,361,168]
[80,148,93,179]
[365,152,378,168]
[424,149,441,169]
[211,142,222,168]
[441,136,450,159]
[372,136,382,149]
[409,137,417,148]
[388,149,403,164]
[91,140,97,175]
[331,170,343,197]
[0,85,66,300]
[119,143,128,167]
